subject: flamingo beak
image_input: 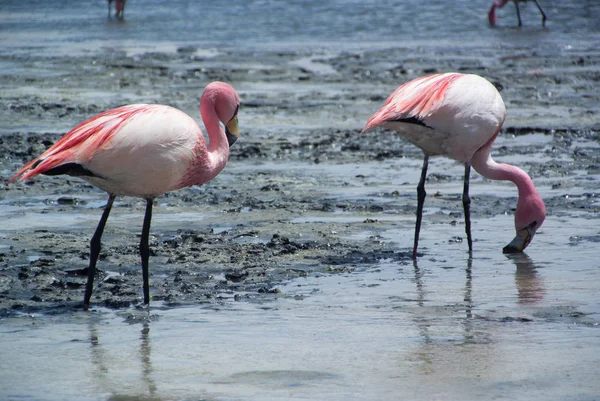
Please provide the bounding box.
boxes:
[225,114,239,147]
[503,221,538,254]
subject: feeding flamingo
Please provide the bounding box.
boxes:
[488,0,547,27]
[363,73,546,258]
[9,82,241,310]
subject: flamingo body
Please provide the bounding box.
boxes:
[82,106,203,197]
[365,73,506,163]
[364,73,545,257]
[17,105,210,197]
[10,82,241,309]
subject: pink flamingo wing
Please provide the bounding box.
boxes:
[9,105,151,182]
[363,73,462,132]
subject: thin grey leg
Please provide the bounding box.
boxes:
[413,154,429,259]
[463,163,473,254]
[84,194,115,310]
[140,198,153,305]
[515,2,523,26]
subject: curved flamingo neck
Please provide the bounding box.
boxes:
[471,144,535,198]
[177,96,229,189]
[201,96,228,153]
[201,96,230,179]
[489,0,510,25]
[492,0,510,8]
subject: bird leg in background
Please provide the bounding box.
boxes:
[84,194,116,310]
[115,0,125,19]
[413,154,429,259]
[463,163,473,253]
[140,199,154,305]
[514,2,523,26]
[533,0,547,26]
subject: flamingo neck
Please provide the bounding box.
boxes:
[493,0,510,8]
[201,98,230,181]
[470,143,543,230]
[489,0,509,25]
[201,98,227,150]
[178,98,229,189]
[471,144,534,197]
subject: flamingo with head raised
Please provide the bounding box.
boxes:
[9,82,241,310]
[489,0,547,27]
[363,73,546,258]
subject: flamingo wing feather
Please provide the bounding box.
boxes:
[9,105,150,182]
[363,73,462,132]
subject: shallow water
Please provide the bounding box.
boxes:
[2,215,599,401]
[1,1,600,400]
[2,0,599,50]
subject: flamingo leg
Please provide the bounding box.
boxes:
[140,198,153,305]
[84,194,116,310]
[515,2,523,26]
[463,163,473,254]
[413,154,429,259]
[533,0,547,26]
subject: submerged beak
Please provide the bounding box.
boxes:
[503,221,538,254]
[225,114,239,147]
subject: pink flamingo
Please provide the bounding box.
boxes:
[107,0,126,19]
[9,82,240,310]
[489,0,547,27]
[363,73,546,258]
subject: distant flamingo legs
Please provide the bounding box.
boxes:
[363,73,546,258]
[489,0,547,27]
[10,82,241,310]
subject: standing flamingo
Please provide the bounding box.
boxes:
[9,82,241,309]
[107,0,126,19]
[488,0,547,27]
[363,73,546,258]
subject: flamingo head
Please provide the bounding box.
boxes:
[224,104,240,147]
[503,194,546,254]
[203,81,241,146]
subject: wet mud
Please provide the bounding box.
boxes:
[0,44,599,316]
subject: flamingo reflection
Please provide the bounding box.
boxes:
[508,253,545,304]
[88,321,158,400]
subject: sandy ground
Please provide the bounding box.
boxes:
[0,41,599,400]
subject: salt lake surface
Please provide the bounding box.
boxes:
[1,1,599,400]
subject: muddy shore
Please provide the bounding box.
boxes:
[1,43,599,316]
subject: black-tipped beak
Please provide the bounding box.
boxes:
[225,114,239,147]
[503,221,538,254]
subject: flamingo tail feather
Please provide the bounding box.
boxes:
[9,105,149,183]
[363,73,462,132]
